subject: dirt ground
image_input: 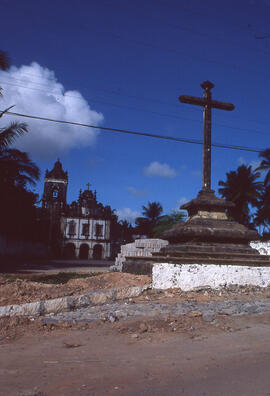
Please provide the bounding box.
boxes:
[2,271,270,308]
[1,313,270,395]
[0,272,151,306]
[2,273,270,395]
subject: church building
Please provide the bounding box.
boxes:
[42,160,111,260]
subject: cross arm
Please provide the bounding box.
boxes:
[179,95,234,111]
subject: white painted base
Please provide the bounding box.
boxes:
[152,263,270,291]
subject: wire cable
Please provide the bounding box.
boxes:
[2,109,264,153]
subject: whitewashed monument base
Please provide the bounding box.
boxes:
[152,263,270,291]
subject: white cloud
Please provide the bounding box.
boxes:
[143,161,177,178]
[127,186,147,197]
[0,62,104,158]
[116,208,140,224]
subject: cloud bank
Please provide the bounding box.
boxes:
[116,208,140,224]
[143,161,177,178]
[0,62,104,158]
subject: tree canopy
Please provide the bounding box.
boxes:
[218,164,262,227]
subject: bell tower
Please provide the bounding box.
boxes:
[42,159,68,211]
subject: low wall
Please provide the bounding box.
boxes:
[153,263,270,291]
[250,241,270,256]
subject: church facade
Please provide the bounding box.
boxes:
[42,160,111,260]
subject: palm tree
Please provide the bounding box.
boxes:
[0,148,40,188]
[135,202,163,237]
[256,148,270,187]
[218,165,262,227]
[254,185,270,236]
[142,201,163,224]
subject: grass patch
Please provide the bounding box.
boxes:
[0,272,99,284]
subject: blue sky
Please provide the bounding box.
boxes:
[1,0,270,223]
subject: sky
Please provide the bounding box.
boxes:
[1,0,270,223]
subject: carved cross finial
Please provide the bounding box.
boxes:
[86,182,91,191]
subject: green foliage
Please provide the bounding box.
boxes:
[0,51,41,242]
[153,210,186,237]
[135,201,163,237]
[256,149,270,187]
[253,185,270,236]
[218,164,262,227]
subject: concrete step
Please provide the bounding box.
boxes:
[159,244,259,255]
[152,250,265,260]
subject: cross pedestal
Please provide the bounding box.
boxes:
[122,81,270,276]
[163,81,258,245]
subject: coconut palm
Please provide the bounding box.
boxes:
[0,148,40,188]
[135,202,163,237]
[256,148,270,187]
[254,185,270,235]
[142,201,163,224]
[218,165,262,226]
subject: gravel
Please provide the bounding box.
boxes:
[41,298,270,325]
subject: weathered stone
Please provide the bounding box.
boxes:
[202,312,214,322]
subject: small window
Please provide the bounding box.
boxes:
[82,223,89,236]
[68,221,76,236]
[52,188,59,198]
[95,224,103,237]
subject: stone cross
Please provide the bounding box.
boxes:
[86,182,91,190]
[179,81,234,191]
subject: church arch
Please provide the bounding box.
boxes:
[63,243,76,259]
[93,244,103,259]
[79,243,89,259]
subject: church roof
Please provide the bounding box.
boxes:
[45,159,68,180]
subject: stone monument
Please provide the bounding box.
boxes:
[123,81,270,274]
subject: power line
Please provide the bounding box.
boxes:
[2,109,264,153]
[1,79,270,137]
[4,72,270,129]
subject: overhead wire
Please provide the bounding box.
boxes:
[1,109,264,153]
[1,79,270,137]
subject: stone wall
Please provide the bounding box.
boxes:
[250,241,270,256]
[113,239,169,271]
[152,263,270,290]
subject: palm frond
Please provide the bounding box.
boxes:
[0,122,28,149]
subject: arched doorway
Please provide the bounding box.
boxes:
[79,243,89,259]
[93,244,103,259]
[63,243,76,259]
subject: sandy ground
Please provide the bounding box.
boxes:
[0,273,151,306]
[1,313,270,395]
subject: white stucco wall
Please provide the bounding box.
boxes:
[250,241,270,256]
[152,263,270,291]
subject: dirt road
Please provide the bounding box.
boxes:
[1,314,270,396]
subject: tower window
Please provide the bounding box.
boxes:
[52,188,59,198]
[95,224,103,237]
